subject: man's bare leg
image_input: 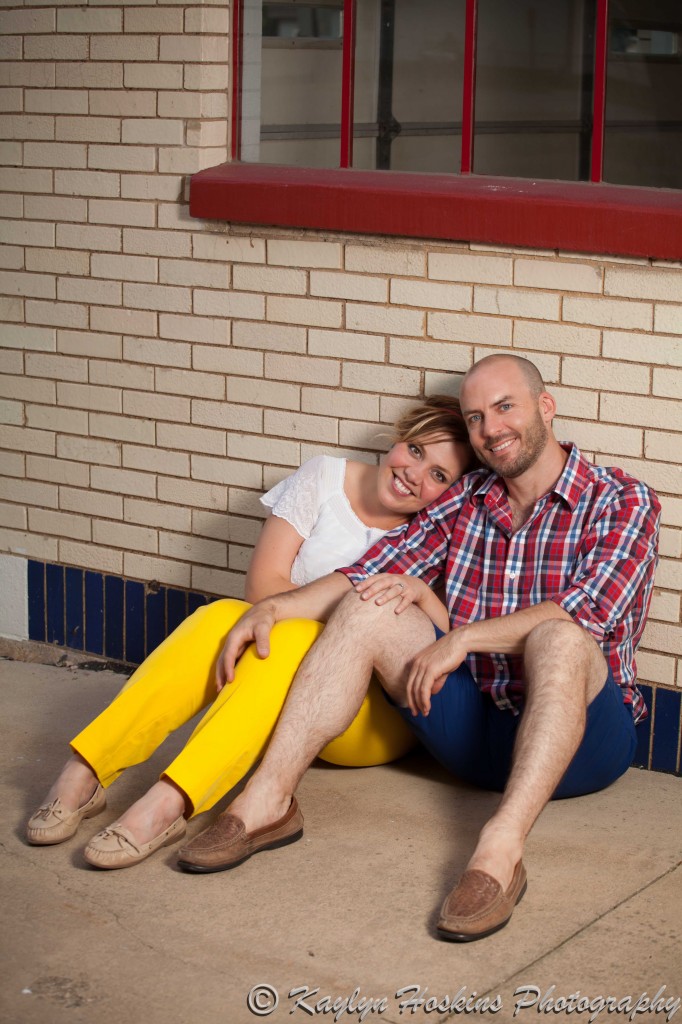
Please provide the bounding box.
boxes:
[464,619,608,890]
[227,590,435,833]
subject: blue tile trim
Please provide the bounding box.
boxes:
[145,586,166,658]
[45,563,65,646]
[104,575,124,662]
[84,571,104,655]
[632,684,652,769]
[125,579,145,666]
[65,567,84,651]
[651,688,681,775]
[22,558,682,778]
[188,591,208,614]
[27,560,46,643]
[167,588,186,634]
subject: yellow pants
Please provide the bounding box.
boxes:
[71,599,416,817]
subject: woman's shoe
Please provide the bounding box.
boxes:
[26,784,106,846]
[83,815,186,870]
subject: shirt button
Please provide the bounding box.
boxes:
[508,571,516,579]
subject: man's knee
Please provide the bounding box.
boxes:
[526,617,596,656]
[328,586,402,632]
[525,618,607,698]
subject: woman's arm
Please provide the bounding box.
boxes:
[245,514,306,603]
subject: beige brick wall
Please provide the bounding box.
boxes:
[1,2,681,694]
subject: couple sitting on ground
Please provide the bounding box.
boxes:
[27,354,660,943]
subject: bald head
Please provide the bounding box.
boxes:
[462,355,546,399]
[457,353,561,480]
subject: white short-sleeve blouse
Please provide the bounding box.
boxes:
[260,456,390,586]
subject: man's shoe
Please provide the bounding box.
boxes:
[26,784,106,846]
[177,798,303,873]
[436,861,527,942]
[83,815,186,870]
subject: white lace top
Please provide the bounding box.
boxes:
[260,456,390,586]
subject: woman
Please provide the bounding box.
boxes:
[26,397,474,868]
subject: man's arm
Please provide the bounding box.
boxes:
[405,600,572,715]
[405,482,661,716]
[217,572,352,689]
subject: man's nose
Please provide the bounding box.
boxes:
[481,412,501,437]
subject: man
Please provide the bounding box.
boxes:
[178,354,660,942]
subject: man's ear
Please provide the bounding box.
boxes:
[539,390,556,424]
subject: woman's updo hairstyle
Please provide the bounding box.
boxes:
[390,395,478,471]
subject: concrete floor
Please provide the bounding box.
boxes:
[1,656,681,1024]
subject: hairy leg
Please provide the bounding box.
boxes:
[229,590,436,832]
[466,619,607,888]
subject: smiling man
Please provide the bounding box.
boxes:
[177,355,661,943]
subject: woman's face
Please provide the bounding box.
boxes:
[377,435,471,516]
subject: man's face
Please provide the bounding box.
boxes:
[459,363,551,480]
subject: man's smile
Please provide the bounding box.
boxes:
[487,437,517,454]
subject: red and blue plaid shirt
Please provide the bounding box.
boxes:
[339,444,660,721]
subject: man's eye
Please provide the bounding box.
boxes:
[433,471,446,483]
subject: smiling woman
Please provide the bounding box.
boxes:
[26,396,475,871]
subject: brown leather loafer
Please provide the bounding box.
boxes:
[437,861,527,942]
[177,798,303,873]
[26,784,106,846]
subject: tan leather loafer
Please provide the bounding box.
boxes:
[177,798,303,873]
[83,815,186,870]
[437,861,527,942]
[26,784,106,846]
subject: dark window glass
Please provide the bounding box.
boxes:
[353,0,466,172]
[243,0,344,168]
[474,0,593,181]
[604,0,682,189]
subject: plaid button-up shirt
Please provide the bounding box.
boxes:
[339,444,660,721]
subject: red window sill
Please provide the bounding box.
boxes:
[189,163,682,261]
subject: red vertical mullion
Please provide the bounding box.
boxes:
[460,0,478,174]
[590,0,609,182]
[230,0,244,161]
[340,0,356,168]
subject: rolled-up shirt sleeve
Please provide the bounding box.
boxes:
[550,489,661,642]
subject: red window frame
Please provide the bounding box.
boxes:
[191,0,682,260]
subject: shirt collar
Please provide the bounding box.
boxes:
[471,443,589,511]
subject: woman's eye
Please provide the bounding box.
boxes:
[408,443,421,456]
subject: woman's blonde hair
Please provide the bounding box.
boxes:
[391,394,477,470]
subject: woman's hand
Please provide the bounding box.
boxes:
[215,602,277,692]
[354,572,431,615]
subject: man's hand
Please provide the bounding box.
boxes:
[216,601,277,691]
[406,629,468,716]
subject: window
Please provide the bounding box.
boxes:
[234,0,682,189]
[192,0,682,261]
